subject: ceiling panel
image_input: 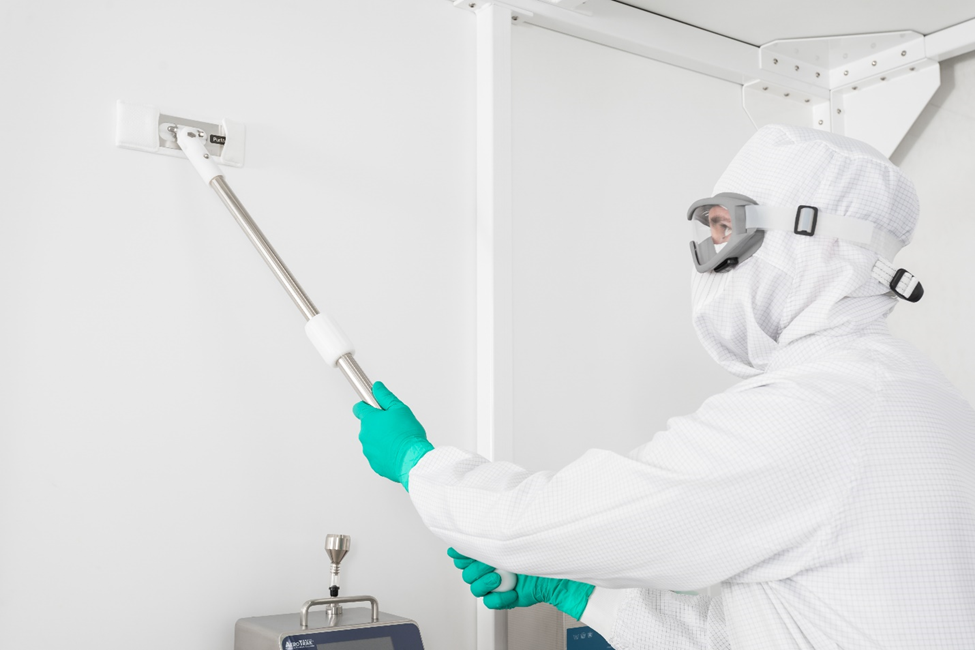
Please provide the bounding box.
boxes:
[615,0,975,46]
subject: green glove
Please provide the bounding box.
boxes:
[352,382,434,491]
[447,548,594,620]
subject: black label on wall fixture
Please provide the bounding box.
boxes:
[209,134,227,145]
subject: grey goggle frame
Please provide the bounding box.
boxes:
[687,192,764,273]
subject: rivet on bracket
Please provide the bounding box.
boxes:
[880,77,887,81]
[901,50,907,56]
[815,72,821,78]
[794,65,799,71]
[871,60,877,66]
[818,120,824,125]
[804,99,810,103]
[844,70,849,76]
[836,109,842,114]
[773,58,779,64]
[852,86,858,90]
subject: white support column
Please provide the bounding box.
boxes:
[475,3,514,650]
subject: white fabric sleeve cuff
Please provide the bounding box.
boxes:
[580,587,634,641]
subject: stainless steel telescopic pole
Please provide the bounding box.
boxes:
[173,125,379,408]
[208,175,380,409]
[210,176,319,320]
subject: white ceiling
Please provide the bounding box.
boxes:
[614,0,975,46]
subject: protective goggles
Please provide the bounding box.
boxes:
[687,192,924,302]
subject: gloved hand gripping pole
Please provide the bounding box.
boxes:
[173,125,380,409]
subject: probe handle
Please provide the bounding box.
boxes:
[492,569,517,593]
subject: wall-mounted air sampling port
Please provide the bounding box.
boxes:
[158,114,225,159]
[115,100,246,167]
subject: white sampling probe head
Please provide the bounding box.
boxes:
[173,125,223,184]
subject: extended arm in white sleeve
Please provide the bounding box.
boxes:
[407,381,861,590]
[582,588,729,650]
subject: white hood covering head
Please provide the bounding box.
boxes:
[692,124,920,378]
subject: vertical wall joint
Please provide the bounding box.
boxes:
[474,4,514,650]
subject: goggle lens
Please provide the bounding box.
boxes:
[690,203,735,248]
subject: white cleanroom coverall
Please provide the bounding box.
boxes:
[408,125,975,648]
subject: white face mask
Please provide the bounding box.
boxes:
[691,267,732,315]
[689,255,779,379]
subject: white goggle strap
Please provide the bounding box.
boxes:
[746,206,903,260]
[871,257,924,303]
[745,205,923,302]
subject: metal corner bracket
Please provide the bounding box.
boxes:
[453,0,534,21]
[743,30,941,157]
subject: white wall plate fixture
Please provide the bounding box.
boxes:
[115,100,246,167]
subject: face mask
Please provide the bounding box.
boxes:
[691,266,732,315]
[690,259,777,379]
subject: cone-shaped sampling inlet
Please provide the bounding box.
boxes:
[325,534,351,565]
[326,534,352,597]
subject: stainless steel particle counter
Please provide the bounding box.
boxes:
[234,534,425,650]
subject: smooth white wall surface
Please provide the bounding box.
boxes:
[890,49,975,401]
[0,2,477,649]
[510,24,752,473]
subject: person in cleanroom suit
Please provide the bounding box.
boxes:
[353,124,975,648]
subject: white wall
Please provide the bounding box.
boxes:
[890,49,975,401]
[510,24,753,473]
[0,2,477,649]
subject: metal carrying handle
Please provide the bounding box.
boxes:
[300,596,380,628]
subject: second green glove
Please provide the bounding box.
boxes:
[447,547,594,620]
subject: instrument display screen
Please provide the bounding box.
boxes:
[283,620,423,650]
[317,639,393,650]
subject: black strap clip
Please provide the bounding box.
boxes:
[794,205,818,236]
[890,268,924,303]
